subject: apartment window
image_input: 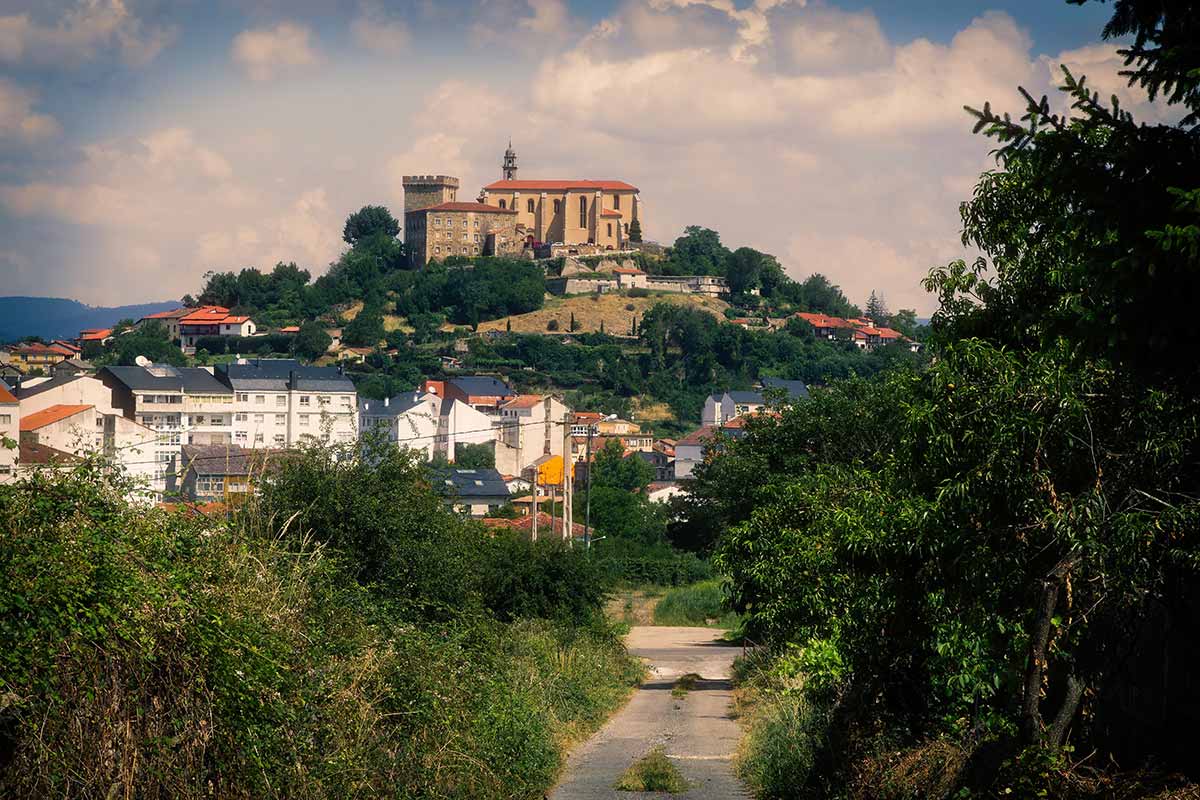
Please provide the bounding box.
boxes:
[254,433,264,444]
[607,223,613,237]
[341,397,351,410]
[273,434,286,446]
[526,198,535,213]
[235,430,247,444]
[553,199,561,214]
[237,393,248,402]
[253,413,264,424]
[498,199,506,209]
[0,466,10,476]
[462,232,468,242]
[434,217,441,227]
[299,414,309,426]
[236,412,247,422]
[0,414,10,424]
[462,218,468,228]
[579,196,587,228]
[613,194,620,209]
[275,396,286,407]
[275,414,286,425]
[255,395,265,405]
[474,219,479,228]
[196,476,225,496]
[193,415,206,425]
[300,396,311,406]
[318,396,330,406]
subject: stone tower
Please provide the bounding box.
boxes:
[401,175,460,214]
[502,141,518,180]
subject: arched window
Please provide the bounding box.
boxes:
[499,199,506,209]
[553,199,561,214]
[527,198,535,213]
[579,196,587,229]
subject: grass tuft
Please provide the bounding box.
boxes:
[671,672,702,698]
[615,746,689,793]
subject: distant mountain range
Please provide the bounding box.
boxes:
[0,296,180,343]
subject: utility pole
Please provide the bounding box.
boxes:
[562,410,573,545]
[584,424,593,550]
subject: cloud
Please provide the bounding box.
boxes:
[231,21,319,81]
[0,78,60,142]
[519,0,571,35]
[0,0,175,67]
[351,2,410,54]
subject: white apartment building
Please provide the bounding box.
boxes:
[217,359,357,449]
[493,394,569,477]
[360,392,441,459]
[0,381,17,482]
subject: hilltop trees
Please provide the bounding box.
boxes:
[342,205,400,246]
[293,321,332,361]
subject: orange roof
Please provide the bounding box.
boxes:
[418,201,516,214]
[47,343,78,356]
[876,327,903,339]
[13,343,68,355]
[221,316,250,324]
[52,340,82,351]
[179,306,231,324]
[0,383,16,403]
[613,267,645,275]
[20,403,93,431]
[503,394,544,410]
[794,312,853,329]
[600,208,623,217]
[278,326,300,333]
[79,328,112,341]
[574,411,603,422]
[677,425,718,447]
[484,180,639,192]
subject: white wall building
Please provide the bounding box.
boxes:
[217,359,357,449]
[0,381,18,482]
[493,394,569,477]
[360,392,441,460]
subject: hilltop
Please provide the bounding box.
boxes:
[477,292,730,336]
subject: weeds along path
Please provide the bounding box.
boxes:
[549,626,749,799]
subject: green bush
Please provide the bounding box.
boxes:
[478,533,609,624]
[592,537,713,586]
[0,456,641,799]
[652,579,739,627]
[627,287,649,298]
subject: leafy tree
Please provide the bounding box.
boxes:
[343,205,400,246]
[343,306,385,348]
[627,217,643,243]
[108,321,186,367]
[293,321,332,361]
[664,226,730,276]
[454,442,495,469]
[590,439,653,493]
[889,308,918,338]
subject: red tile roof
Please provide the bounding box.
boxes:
[0,383,16,403]
[13,343,68,356]
[483,179,639,192]
[278,326,300,333]
[180,306,232,325]
[677,425,718,447]
[794,312,853,329]
[47,343,78,356]
[79,328,112,341]
[418,201,516,214]
[52,340,82,352]
[503,394,545,410]
[21,404,93,431]
[482,512,586,539]
[221,316,251,324]
[613,267,645,275]
[573,412,603,423]
[600,208,623,217]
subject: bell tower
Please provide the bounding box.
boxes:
[502,140,518,180]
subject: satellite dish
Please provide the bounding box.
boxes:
[134,355,151,367]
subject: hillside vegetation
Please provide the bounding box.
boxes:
[0,444,642,799]
[477,291,729,336]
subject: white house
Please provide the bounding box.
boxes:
[216,359,357,449]
[0,381,18,483]
[493,394,570,477]
[360,392,441,460]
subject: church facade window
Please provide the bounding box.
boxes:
[527,198,535,213]
[499,199,506,209]
[613,194,620,209]
[579,196,587,229]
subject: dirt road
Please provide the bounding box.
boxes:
[549,626,748,799]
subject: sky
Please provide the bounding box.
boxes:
[0,0,1171,314]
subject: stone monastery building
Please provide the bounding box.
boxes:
[402,143,644,269]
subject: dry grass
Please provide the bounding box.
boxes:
[605,587,664,627]
[632,398,676,424]
[478,292,729,336]
[615,746,689,793]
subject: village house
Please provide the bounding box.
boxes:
[425,376,517,413]
[494,394,570,477]
[0,381,17,482]
[171,444,257,503]
[177,307,257,353]
[77,328,113,347]
[702,377,810,427]
[359,391,441,460]
[437,468,512,517]
[6,343,72,374]
[138,307,193,341]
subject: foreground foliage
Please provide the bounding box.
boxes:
[0,452,641,799]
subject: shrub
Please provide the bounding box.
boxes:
[478,534,609,625]
[628,287,649,298]
[547,319,560,331]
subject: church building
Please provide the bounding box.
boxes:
[401,144,645,268]
[478,143,644,250]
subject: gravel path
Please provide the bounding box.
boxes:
[549,626,749,799]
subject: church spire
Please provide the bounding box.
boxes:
[502,140,518,180]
